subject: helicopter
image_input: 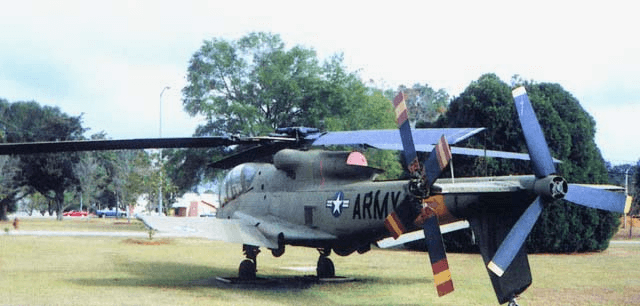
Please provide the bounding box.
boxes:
[0,87,626,305]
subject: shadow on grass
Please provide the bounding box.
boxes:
[69,260,429,292]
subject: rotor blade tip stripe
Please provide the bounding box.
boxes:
[433,269,452,287]
[436,280,455,297]
[394,103,409,126]
[435,136,452,170]
[512,86,527,98]
[487,261,505,277]
[392,92,405,107]
[384,213,406,239]
[432,258,450,275]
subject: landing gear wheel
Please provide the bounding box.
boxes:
[239,259,256,280]
[316,256,335,278]
[239,244,260,280]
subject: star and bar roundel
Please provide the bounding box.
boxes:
[326,191,350,218]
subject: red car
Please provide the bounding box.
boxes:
[63,210,89,217]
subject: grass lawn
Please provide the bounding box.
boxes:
[1,218,639,305]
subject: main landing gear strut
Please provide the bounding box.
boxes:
[237,245,337,280]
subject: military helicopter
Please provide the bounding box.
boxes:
[0,87,626,305]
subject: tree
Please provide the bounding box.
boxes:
[163,148,219,195]
[0,101,85,220]
[183,32,355,136]
[20,192,47,216]
[0,155,24,220]
[439,74,619,253]
[73,152,105,212]
[324,89,404,180]
[172,32,389,191]
[396,83,449,127]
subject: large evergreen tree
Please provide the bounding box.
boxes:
[439,74,619,253]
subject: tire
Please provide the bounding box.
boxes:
[316,257,335,278]
[239,259,256,280]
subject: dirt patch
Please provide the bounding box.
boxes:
[122,238,172,246]
[113,222,137,225]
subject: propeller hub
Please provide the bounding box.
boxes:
[534,175,568,200]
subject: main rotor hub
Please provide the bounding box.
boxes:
[534,175,568,200]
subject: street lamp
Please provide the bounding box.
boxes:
[623,166,634,229]
[159,86,170,215]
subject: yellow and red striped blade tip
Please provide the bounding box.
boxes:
[384,212,406,239]
[432,258,454,296]
[435,135,452,171]
[392,92,409,127]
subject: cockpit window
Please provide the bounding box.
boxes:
[219,164,257,206]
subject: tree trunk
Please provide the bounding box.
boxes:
[55,191,65,221]
[0,203,7,221]
[47,201,54,217]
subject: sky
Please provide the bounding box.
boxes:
[0,0,638,165]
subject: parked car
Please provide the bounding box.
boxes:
[63,210,89,217]
[96,209,127,218]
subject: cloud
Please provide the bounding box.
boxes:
[0,0,638,162]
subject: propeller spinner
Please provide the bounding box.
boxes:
[487,87,627,277]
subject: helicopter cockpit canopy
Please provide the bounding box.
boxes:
[219,164,257,206]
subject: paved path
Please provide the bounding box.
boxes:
[610,240,640,245]
[4,230,195,238]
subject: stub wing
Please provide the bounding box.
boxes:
[377,220,470,249]
[138,215,278,249]
[138,214,338,249]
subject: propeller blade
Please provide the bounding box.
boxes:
[392,92,420,175]
[422,210,454,296]
[424,135,452,187]
[565,184,627,213]
[512,87,556,178]
[488,197,544,277]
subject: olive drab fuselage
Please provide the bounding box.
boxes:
[215,149,498,252]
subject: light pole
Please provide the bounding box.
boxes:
[159,86,170,215]
[623,166,632,229]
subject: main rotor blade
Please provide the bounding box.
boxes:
[512,87,556,178]
[565,184,627,213]
[488,197,544,277]
[0,137,287,155]
[423,213,454,296]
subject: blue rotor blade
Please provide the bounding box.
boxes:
[565,184,627,213]
[488,197,544,277]
[311,128,483,148]
[424,135,452,187]
[512,87,556,178]
[423,214,454,296]
[391,92,420,174]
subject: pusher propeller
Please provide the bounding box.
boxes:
[487,87,627,277]
[384,92,454,296]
